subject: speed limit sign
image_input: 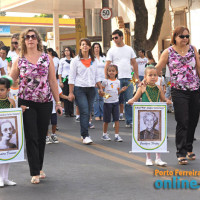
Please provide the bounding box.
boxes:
[100,7,112,20]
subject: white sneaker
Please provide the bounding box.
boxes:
[82,136,93,144]
[0,178,4,187]
[155,159,167,166]
[146,159,153,166]
[4,180,16,186]
[101,134,111,141]
[114,135,123,142]
[46,136,52,144]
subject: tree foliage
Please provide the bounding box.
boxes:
[0,11,6,16]
[132,0,165,52]
[34,13,63,18]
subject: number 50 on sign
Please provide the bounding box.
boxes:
[100,7,112,20]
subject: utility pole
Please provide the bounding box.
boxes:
[101,0,111,53]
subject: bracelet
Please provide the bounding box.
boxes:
[56,101,61,105]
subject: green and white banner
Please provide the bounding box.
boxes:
[0,108,25,164]
[131,102,168,153]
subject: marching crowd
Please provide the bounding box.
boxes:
[0,25,200,186]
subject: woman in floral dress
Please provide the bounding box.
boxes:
[155,26,200,165]
[10,28,62,184]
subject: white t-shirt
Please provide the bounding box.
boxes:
[0,57,4,76]
[1,59,8,75]
[102,79,120,103]
[58,57,72,78]
[156,76,165,88]
[9,87,19,107]
[96,56,106,81]
[7,50,18,62]
[52,86,62,114]
[136,57,148,76]
[106,45,136,79]
[53,57,60,74]
[165,64,170,78]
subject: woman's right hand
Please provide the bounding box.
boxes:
[68,93,75,102]
[20,105,28,112]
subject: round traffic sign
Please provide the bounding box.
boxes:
[100,7,112,20]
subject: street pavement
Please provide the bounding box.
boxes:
[1,113,200,200]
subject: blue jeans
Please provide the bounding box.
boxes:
[139,75,144,81]
[93,87,104,118]
[74,86,96,138]
[119,78,133,124]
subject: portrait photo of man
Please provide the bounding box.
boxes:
[138,111,161,141]
[0,119,18,150]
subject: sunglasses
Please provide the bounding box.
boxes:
[11,42,18,45]
[178,35,190,39]
[24,34,37,40]
[112,36,119,40]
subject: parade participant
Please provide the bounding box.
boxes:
[136,49,148,81]
[58,47,74,117]
[46,86,69,144]
[7,34,20,70]
[128,66,171,166]
[155,26,200,165]
[0,77,16,187]
[105,29,139,128]
[92,43,106,121]
[101,65,127,142]
[10,28,62,184]
[47,48,59,77]
[68,38,103,145]
[145,50,156,66]
[9,78,19,107]
[0,46,8,75]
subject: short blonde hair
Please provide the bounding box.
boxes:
[19,28,43,57]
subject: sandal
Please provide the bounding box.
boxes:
[178,158,188,165]
[40,171,46,179]
[187,153,196,160]
[31,176,40,184]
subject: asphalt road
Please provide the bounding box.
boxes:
[1,113,200,200]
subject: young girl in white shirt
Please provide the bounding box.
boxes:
[101,65,127,142]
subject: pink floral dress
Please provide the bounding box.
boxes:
[168,45,199,91]
[18,53,52,102]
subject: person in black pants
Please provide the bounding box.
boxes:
[10,28,62,184]
[58,47,74,117]
[155,26,200,165]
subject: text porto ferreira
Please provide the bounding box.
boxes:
[154,169,200,189]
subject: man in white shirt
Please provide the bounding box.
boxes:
[136,49,148,81]
[105,29,139,127]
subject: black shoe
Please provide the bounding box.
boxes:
[69,114,75,117]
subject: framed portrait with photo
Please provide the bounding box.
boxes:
[0,108,25,164]
[131,102,168,153]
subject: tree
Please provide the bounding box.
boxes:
[0,12,6,16]
[132,0,165,52]
[34,14,63,18]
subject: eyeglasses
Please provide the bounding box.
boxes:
[178,35,190,39]
[112,36,119,40]
[24,34,37,40]
[11,42,18,45]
